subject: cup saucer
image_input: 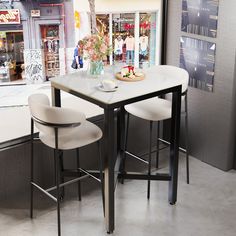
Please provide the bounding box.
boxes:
[97,84,118,92]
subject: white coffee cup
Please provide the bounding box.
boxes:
[101,79,117,90]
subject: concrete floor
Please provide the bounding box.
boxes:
[0,152,236,236]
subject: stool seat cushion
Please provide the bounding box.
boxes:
[40,120,102,150]
[125,98,171,121]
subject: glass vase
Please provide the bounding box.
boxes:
[89,60,104,76]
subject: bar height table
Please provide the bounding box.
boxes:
[50,66,182,234]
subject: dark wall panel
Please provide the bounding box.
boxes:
[166,0,236,170]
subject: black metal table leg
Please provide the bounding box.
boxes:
[103,108,115,234]
[118,107,126,183]
[168,85,181,205]
[52,88,61,107]
[30,118,34,218]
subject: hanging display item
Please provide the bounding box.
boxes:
[179,36,216,92]
[181,0,219,38]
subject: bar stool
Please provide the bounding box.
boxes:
[124,65,189,199]
[28,93,104,236]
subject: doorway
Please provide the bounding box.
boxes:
[40,25,60,80]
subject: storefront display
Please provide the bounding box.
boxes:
[114,35,123,60]
[96,12,157,67]
[124,32,135,65]
[112,13,135,64]
[40,25,60,80]
[0,31,24,83]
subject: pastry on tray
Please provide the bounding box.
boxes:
[117,66,144,81]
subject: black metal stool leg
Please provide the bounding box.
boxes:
[97,141,105,217]
[76,148,82,201]
[55,128,61,236]
[147,121,153,199]
[54,150,57,185]
[156,121,160,168]
[120,113,130,184]
[30,118,34,218]
[185,94,190,184]
[59,151,65,200]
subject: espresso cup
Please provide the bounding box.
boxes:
[101,79,116,90]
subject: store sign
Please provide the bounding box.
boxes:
[31,10,41,17]
[0,9,20,24]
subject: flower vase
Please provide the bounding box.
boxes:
[89,60,104,76]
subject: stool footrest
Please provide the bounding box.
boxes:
[120,172,171,181]
[31,182,57,202]
[31,174,89,202]
[79,168,101,183]
[158,138,186,153]
[46,175,89,192]
[125,151,149,164]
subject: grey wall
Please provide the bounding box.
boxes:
[166,0,236,170]
[233,52,236,169]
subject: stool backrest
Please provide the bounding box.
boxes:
[28,93,86,136]
[157,65,189,93]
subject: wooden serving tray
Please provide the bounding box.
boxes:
[115,72,145,82]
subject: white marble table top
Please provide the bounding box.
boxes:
[50,66,184,108]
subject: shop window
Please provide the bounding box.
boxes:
[96,14,110,65]
[112,13,135,65]
[95,12,158,68]
[0,31,24,83]
[139,12,157,68]
[96,14,109,35]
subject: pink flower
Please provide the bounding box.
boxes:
[104,36,109,44]
[100,43,107,53]
[91,54,98,61]
[88,49,94,55]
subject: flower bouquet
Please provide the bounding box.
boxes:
[79,34,112,75]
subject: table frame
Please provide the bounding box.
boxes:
[51,83,182,234]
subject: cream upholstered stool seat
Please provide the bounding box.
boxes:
[28,93,103,236]
[40,120,102,150]
[124,65,189,199]
[125,97,172,122]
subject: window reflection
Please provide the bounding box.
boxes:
[96,14,110,65]
[139,13,157,68]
